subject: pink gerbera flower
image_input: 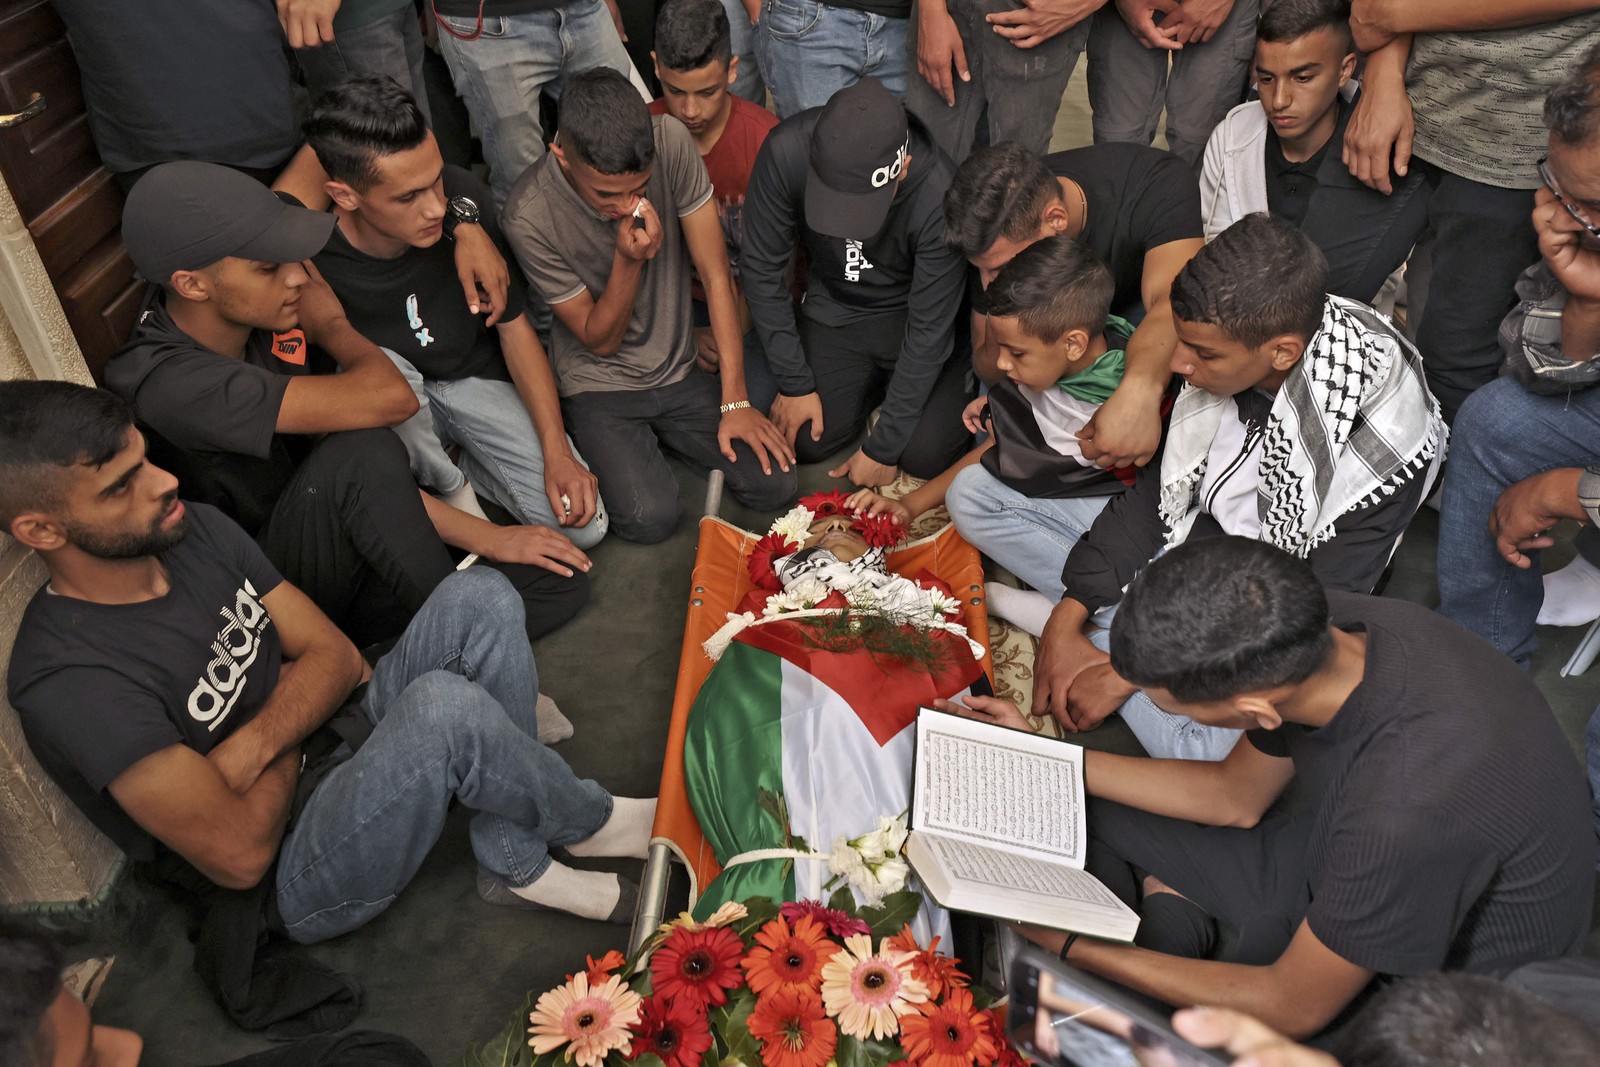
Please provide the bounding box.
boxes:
[528,972,642,1067]
[819,933,929,1040]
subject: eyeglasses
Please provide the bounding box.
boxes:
[1538,156,1600,239]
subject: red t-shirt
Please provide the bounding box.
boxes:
[648,94,778,204]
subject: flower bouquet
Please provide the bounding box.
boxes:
[462,891,1024,1067]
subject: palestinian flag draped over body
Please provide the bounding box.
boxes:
[682,607,984,947]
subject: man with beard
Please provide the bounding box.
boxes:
[1,381,656,959]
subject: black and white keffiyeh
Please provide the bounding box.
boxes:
[1159,296,1446,558]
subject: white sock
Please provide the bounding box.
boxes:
[1538,555,1600,627]
[985,583,1056,638]
[567,797,656,859]
[511,860,622,920]
[438,479,489,520]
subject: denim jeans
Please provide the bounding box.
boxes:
[1089,609,1242,762]
[382,351,608,548]
[944,464,1113,598]
[434,0,634,207]
[719,0,767,103]
[1437,377,1600,666]
[757,0,909,119]
[296,5,432,125]
[1084,0,1258,165]
[905,0,1092,162]
[275,569,612,943]
[562,371,798,543]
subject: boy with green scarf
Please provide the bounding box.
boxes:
[848,235,1141,609]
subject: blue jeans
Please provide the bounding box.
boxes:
[434,0,633,207]
[944,464,1113,599]
[1437,376,1600,666]
[275,569,613,943]
[757,0,909,119]
[1085,0,1258,165]
[905,0,1091,161]
[719,0,767,103]
[384,351,608,548]
[296,5,432,124]
[1090,606,1242,762]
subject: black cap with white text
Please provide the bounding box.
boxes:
[804,79,910,242]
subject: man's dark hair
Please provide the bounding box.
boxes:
[0,381,134,525]
[1338,973,1600,1066]
[1545,42,1600,146]
[942,144,1062,259]
[1169,213,1328,348]
[1110,537,1333,703]
[985,235,1114,341]
[1257,0,1353,53]
[303,75,430,191]
[0,921,64,1067]
[559,68,657,175]
[655,0,733,72]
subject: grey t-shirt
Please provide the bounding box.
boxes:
[1407,14,1600,189]
[504,116,714,396]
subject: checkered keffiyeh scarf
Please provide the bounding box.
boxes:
[1159,296,1446,558]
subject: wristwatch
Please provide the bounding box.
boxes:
[442,195,481,239]
[1579,465,1600,527]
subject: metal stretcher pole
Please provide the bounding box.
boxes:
[628,469,728,956]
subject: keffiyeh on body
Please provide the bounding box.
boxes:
[1159,296,1446,558]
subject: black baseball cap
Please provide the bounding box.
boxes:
[121,161,336,282]
[805,79,910,241]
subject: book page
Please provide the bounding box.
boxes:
[913,709,1086,866]
[919,835,1125,912]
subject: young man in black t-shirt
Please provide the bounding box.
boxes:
[104,162,590,648]
[941,536,1593,1042]
[740,78,972,487]
[3,381,654,950]
[942,142,1205,473]
[293,77,607,550]
[1198,0,1428,306]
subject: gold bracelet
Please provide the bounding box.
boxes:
[719,400,752,414]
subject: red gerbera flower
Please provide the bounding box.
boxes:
[883,925,969,1000]
[779,900,871,938]
[649,925,746,1009]
[900,988,997,1067]
[742,914,834,995]
[984,1011,1029,1067]
[747,987,837,1067]
[800,489,853,518]
[850,510,906,550]
[749,532,801,591]
[630,994,714,1067]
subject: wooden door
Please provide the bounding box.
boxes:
[0,0,141,382]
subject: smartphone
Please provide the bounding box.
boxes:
[1008,946,1228,1067]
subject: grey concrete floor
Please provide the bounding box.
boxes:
[61,69,1600,1066]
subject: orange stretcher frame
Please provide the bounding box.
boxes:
[628,473,994,952]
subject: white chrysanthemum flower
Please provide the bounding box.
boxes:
[770,506,814,544]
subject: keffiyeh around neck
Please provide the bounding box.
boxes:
[1158,296,1446,558]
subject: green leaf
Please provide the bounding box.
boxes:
[712,991,761,1066]
[862,891,923,940]
[835,1034,895,1067]
[632,1054,667,1067]
[828,886,857,913]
